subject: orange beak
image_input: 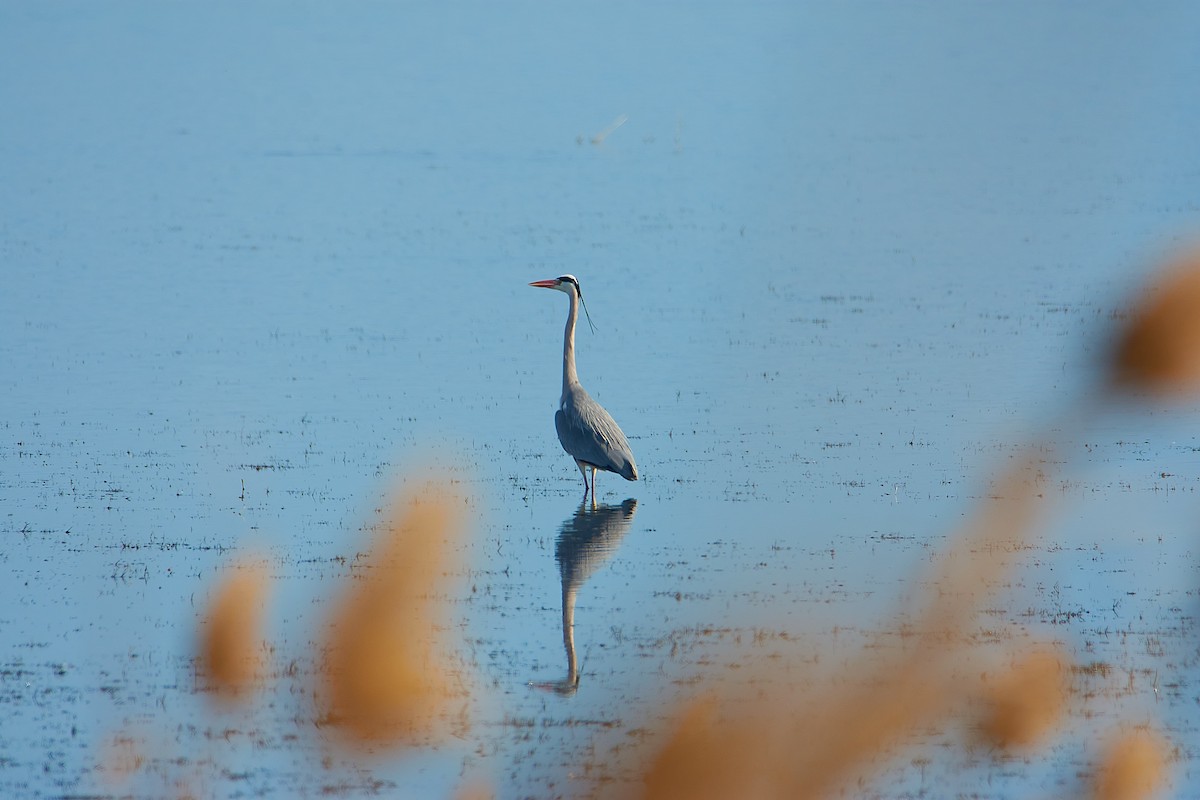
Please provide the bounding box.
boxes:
[529,279,559,289]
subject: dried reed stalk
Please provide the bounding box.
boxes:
[197,560,271,703]
[1110,248,1200,397]
[640,457,1047,799]
[1091,728,1170,800]
[976,645,1070,750]
[318,482,466,748]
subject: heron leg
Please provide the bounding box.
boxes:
[575,460,590,497]
[589,466,598,496]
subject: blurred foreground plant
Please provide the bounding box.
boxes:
[639,460,1058,799]
[1110,247,1200,397]
[1092,728,1171,800]
[975,644,1071,752]
[196,559,271,703]
[317,481,469,748]
[114,475,478,795]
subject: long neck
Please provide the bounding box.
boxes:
[562,288,580,396]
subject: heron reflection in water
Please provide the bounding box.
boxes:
[532,498,638,695]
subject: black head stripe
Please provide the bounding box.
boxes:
[559,275,581,296]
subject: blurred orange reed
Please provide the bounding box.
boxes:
[640,459,1046,799]
[1092,728,1170,800]
[976,645,1070,751]
[1110,247,1200,397]
[197,560,271,703]
[318,482,467,748]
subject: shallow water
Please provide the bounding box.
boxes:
[4,2,1200,798]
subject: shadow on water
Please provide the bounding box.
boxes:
[531,498,639,696]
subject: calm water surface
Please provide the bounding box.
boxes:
[3,3,1200,798]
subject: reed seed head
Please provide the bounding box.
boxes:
[1110,249,1200,397]
[197,560,271,703]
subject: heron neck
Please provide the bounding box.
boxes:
[562,289,581,396]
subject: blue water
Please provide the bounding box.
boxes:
[4,2,1200,798]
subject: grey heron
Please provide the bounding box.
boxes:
[529,275,638,497]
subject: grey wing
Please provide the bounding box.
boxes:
[555,392,638,480]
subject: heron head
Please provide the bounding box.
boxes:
[530,274,596,333]
[529,275,581,298]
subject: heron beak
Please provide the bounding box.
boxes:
[529,279,560,289]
